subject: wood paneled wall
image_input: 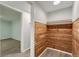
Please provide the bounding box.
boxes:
[35,22,72,57]
[47,24,72,53]
[73,18,79,57]
[35,22,47,57]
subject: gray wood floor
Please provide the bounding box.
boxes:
[0,38,20,56]
[40,49,72,57]
[3,49,30,57]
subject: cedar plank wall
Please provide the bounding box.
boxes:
[35,22,72,57]
[73,18,79,57]
[47,24,72,53]
[35,22,47,57]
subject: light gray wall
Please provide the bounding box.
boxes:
[12,17,21,41]
[0,4,22,41]
[48,6,73,22]
[34,4,47,24]
[21,12,31,52]
[0,14,21,41]
[0,20,12,40]
[73,1,79,21]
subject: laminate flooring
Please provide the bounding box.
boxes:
[40,49,72,57]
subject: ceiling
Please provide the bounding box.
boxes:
[36,1,74,13]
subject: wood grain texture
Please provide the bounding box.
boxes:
[47,24,72,53]
[35,22,72,57]
[73,18,79,57]
[35,22,47,57]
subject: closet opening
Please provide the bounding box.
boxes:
[0,2,31,57]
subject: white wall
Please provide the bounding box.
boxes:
[48,6,72,22]
[0,20,12,40]
[0,4,22,41]
[72,1,79,21]
[12,18,21,41]
[21,12,31,52]
[0,16,21,41]
[34,4,47,24]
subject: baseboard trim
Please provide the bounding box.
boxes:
[39,47,72,57]
[21,48,30,53]
[38,48,48,57]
